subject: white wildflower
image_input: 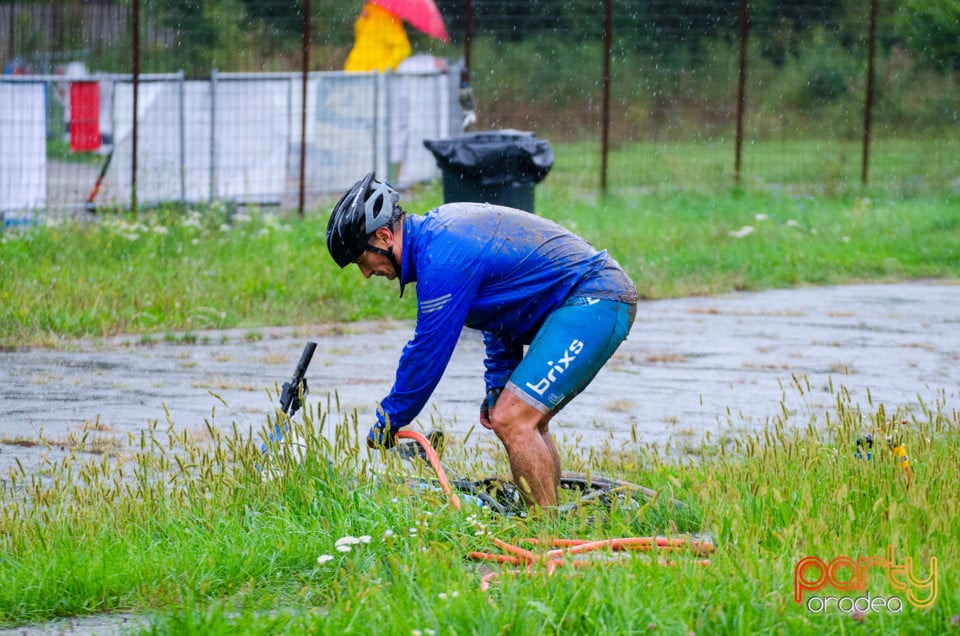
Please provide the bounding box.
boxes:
[317,554,334,565]
[728,226,754,238]
[335,536,362,547]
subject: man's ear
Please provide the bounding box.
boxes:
[376,226,393,246]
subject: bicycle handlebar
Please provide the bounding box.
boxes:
[279,341,317,417]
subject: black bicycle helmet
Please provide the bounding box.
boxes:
[326,172,401,268]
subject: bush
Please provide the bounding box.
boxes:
[893,0,960,72]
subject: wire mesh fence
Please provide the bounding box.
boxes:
[460,0,958,195]
[1,0,957,219]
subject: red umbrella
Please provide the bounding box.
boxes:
[370,0,450,43]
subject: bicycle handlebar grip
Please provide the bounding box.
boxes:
[280,341,318,415]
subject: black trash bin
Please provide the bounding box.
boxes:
[423,130,553,212]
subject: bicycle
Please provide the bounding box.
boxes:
[391,429,680,517]
[268,342,682,517]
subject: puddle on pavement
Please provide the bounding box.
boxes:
[2,282,958,482]
[1,282,959,634]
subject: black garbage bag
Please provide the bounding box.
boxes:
[423,130,554,188]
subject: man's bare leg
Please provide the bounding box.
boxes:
[489,388,559,507]
[536,413,561,488]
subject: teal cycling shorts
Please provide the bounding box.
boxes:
[505,296,637,414]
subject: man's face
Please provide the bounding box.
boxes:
[355,248,396,280]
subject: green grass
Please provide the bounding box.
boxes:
[0,204,412,347]
[0,384,957,634]
[1,140,958,633]
[2,140,958,347]
[539,187,960,298]
[551,138,960,195]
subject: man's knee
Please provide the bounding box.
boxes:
[488,389,544,445]
[488,409,526,446]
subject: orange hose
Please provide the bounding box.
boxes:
[469,551,524,565]
[521,538,590,547]
[393,431,714,589]
[395,430,462,510]
[521,536,715,557]
[473,537,713,562]
[469,538,713,589]
[493,538,536,563]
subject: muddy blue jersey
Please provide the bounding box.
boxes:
[376,203,637,430]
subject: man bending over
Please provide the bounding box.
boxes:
[326,172,637,508]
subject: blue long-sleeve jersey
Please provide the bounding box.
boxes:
[376,203,637,430]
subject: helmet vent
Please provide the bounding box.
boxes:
[364,180,397,233]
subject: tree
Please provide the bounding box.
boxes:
[145,0,246,75]
[893,0,960,71]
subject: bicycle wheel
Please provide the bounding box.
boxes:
[448,471,669,516]
[391,432,673,515]
[556,471,670,513]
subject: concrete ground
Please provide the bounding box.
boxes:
[2,280,958,475]
[1,281,959,635]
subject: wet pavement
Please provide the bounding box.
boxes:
[1,281,959,635]
[2,281,959,481]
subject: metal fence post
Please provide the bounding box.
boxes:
[735,0,749,187]
[861,0,878,186]
[601,0,611,195]
[373,74,380,175]
[464,0,473,81]
[210,69,218,202]
[179,70,186,204]
[386,70,394,182]
[131,0,139,213]
[298,0,310,218]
